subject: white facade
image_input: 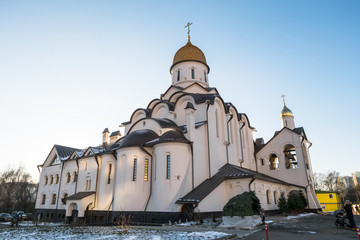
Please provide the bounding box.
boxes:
[35,38,320,223]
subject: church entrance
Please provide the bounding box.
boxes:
[181,204,195,221]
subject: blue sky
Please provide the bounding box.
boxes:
[0,0,359,180]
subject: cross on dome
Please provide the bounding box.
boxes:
[185,22,193,41]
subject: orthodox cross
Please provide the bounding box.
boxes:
[281,94,286,105]
[185,22,193,39]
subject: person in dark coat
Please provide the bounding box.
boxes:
[11,212,19,227]
[344,200,356,230]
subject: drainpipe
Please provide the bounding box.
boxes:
[94,156,100,209]
[190,142,194,189]
[140,146,153,223]
[205,100,212,178]
[248,177,256,191]
[55,160,65,217]
[106,152,118,223]
[239,122,245,168]
[226,114,233,164]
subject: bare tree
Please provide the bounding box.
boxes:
[323,171,340,192]
[0,165,37,212]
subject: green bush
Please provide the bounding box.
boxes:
[223,191,261,218]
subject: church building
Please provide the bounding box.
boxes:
[34,30,321,224]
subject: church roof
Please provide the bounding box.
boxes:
[66,191,95,200]
[171,40,210,72]
[54,145,82,160]
[119,129,159,148]
[176,164,295,204]
[145,130,191,146]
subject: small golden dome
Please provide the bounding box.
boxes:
[281,104,294,117]
[171,40,210,72]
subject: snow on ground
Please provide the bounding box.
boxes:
[285,213,317,220]
[0,225,230,240]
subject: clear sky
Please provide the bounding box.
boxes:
[0,0,359,181]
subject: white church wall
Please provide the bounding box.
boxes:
[58,160,78,203]
[96,154,116,210]
[147,142,192,212]
[256,129,308,187]
[170,62,209,88]
[113,147,151,211]
[77,156,97,193]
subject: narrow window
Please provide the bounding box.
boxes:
[62,193,68,204]
[41,194,46,205]
[274,191,278,204]
[107,163,112,184]
[84,162,87,171]
[204,71,207,82]
[44,176,48,185]
[144,158,149,182]
[133,158,137,181]
[266,190,271,204]
[166,155,171,179]
[260,158,264,165]
[51,194,56,204]
[177,70,180,81]
[191,68,195,79]
[50,175,53,184]
[72,172,77,182]
[55,174,59,184]
[88,180,91,190]
[66,172,71,183]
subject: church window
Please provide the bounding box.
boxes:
[55,174,59,184]
[61,193,68,204]
[191,68,195,79]
[204,71,207,82]
[284,145,298,169]
[266,190,271,204]
[133,158,137,181]
[49,175,53,184]
[107,163,112,184]
[44,176,48,185]
[274,191,278,204]
[177,70,180,81]
[144,158,149,182]
[84,162,87,171]
[269,154,279,170]
[143,121,146,126]
[66,172,71,183]
[41,194,46,205]
[166,154,171,179]
[260,158,264,165]
[85,178,91,190]
[72,171,77,182]
[51,194,56,205]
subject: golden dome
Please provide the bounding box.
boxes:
[281,104,294,117]
[171,40,210,72]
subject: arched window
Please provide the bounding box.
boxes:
[107,163,112,184]
[215,110,219,138]
[66,172,71,183]
[49,175,54,184]
[274,191,279,204]
[177,70,180,81]
[51,194,56,204]
[191,68,195,79]
[269,154,279,170]
[133,158,137,181]
[84,161,87,171]
[166,154,171,179]
[266,190,271,204]
[72,171,77,182]
[85,178,91,190]
[61,193,68,204]
[41,194,46,205]
[55,174,59,184]
[284,144,298,169]
[44,176,48,185]
[144,158,149,182]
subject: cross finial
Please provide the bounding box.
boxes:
[281,94,286,105]
[185,22,193,41]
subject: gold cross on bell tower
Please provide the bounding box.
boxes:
[281,94,286,105]
[185,22,193,41]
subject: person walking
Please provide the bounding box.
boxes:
[344,200,356,230]
[260,208,265,225]
[11,211,19,227]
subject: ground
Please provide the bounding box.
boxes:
[0,214,359,239]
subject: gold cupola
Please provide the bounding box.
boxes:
[170,40,210,72]
[281,104,294,118]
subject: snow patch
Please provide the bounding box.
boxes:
[286,213,316,220]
